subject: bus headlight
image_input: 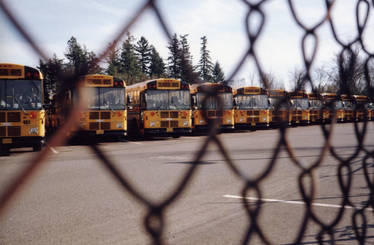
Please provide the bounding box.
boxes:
[29,127,39,135]
[199,120,204,123]
[263,117,266,122]
[116,122,123,129]
[183,121,188,126]
[150,121,156,127]
[227,119,231,123]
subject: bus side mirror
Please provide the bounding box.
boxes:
[127,96,132,104]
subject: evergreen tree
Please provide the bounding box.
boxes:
[167,34,181,78]
[149,45,165,78]
[179,34,198,84]
[198,36,213,82]
[86,50,103,74]
[105,42,121,76]
[212,61,225,83]
[134,36,152,76]
[64,36,88,75]
[64,36,102,75]
[120,33,141,85]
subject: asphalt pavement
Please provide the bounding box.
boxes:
[1,123,374,244]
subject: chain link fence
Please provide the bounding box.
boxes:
[1,0,374,244]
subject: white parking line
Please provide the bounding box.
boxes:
[223,194,373,211]
[49,147,59,154]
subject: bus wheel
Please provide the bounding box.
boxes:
[0,145,10,156]
[33,142,42,152]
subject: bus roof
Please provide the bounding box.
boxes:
[82,74,126,87]
[306,92,320,100]
[0,63,43,80]
[340,94,354,101]
[288,90,307,99]
[190,82,232,94]
[353,95,368,102]
[268,89,286,97]
[127,78,189,91]
[235,86,267,95]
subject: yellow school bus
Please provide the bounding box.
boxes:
[340,94,354,122]
[268,89,291,127]
[321,93,344,123]
[0,63,45,154]
[234,86,269,129]
[190,82,234,131]
[126,78,192,137]
[288,91,309,125]
[50,74,127,140]
[353,95,368,122]
[307,93,322,124]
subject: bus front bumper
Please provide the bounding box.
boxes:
[144,128,191,136]
[1,136,44,148]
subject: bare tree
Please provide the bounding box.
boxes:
[312,65,338,93]
[329,46,366,95]
[289,68,306,91]
[262,72,285,90]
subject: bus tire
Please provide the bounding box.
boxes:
[0,145,10,156]
[33,142,42,152]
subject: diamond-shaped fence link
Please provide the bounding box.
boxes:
[1,0,374,244]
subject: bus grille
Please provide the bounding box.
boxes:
[101,122,110,130]
[161,121,169,128]
[7,112,21,122]
[161,112,169,118]
[247,118,259,123]
[0,112,5,122]
[170,121,178,128]
[89,122,99,130]
[247,110,260,116]
[0,126,5,136]
[8,126,21,136]
[89,112,99,120]
[170,111,178,118]
[160,121,179,128]
[101,112,111,119]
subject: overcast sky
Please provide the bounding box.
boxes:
[1,0,373,89]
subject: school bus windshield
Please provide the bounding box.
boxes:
[83,87,125,110]
[290,98,308,110]
[309,99,322,109]
[268,97,288,109]
[0,80,42,110]
[196,92,233,109]
[145,90,190,110]
[333,101,343,109]
[343,101,353,109]
[236,94,268,109]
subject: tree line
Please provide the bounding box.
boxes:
[39,34,225,104]
[252,46,373,96]
[39,35,373,106]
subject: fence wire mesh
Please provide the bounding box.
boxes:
[1,0,374,244]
